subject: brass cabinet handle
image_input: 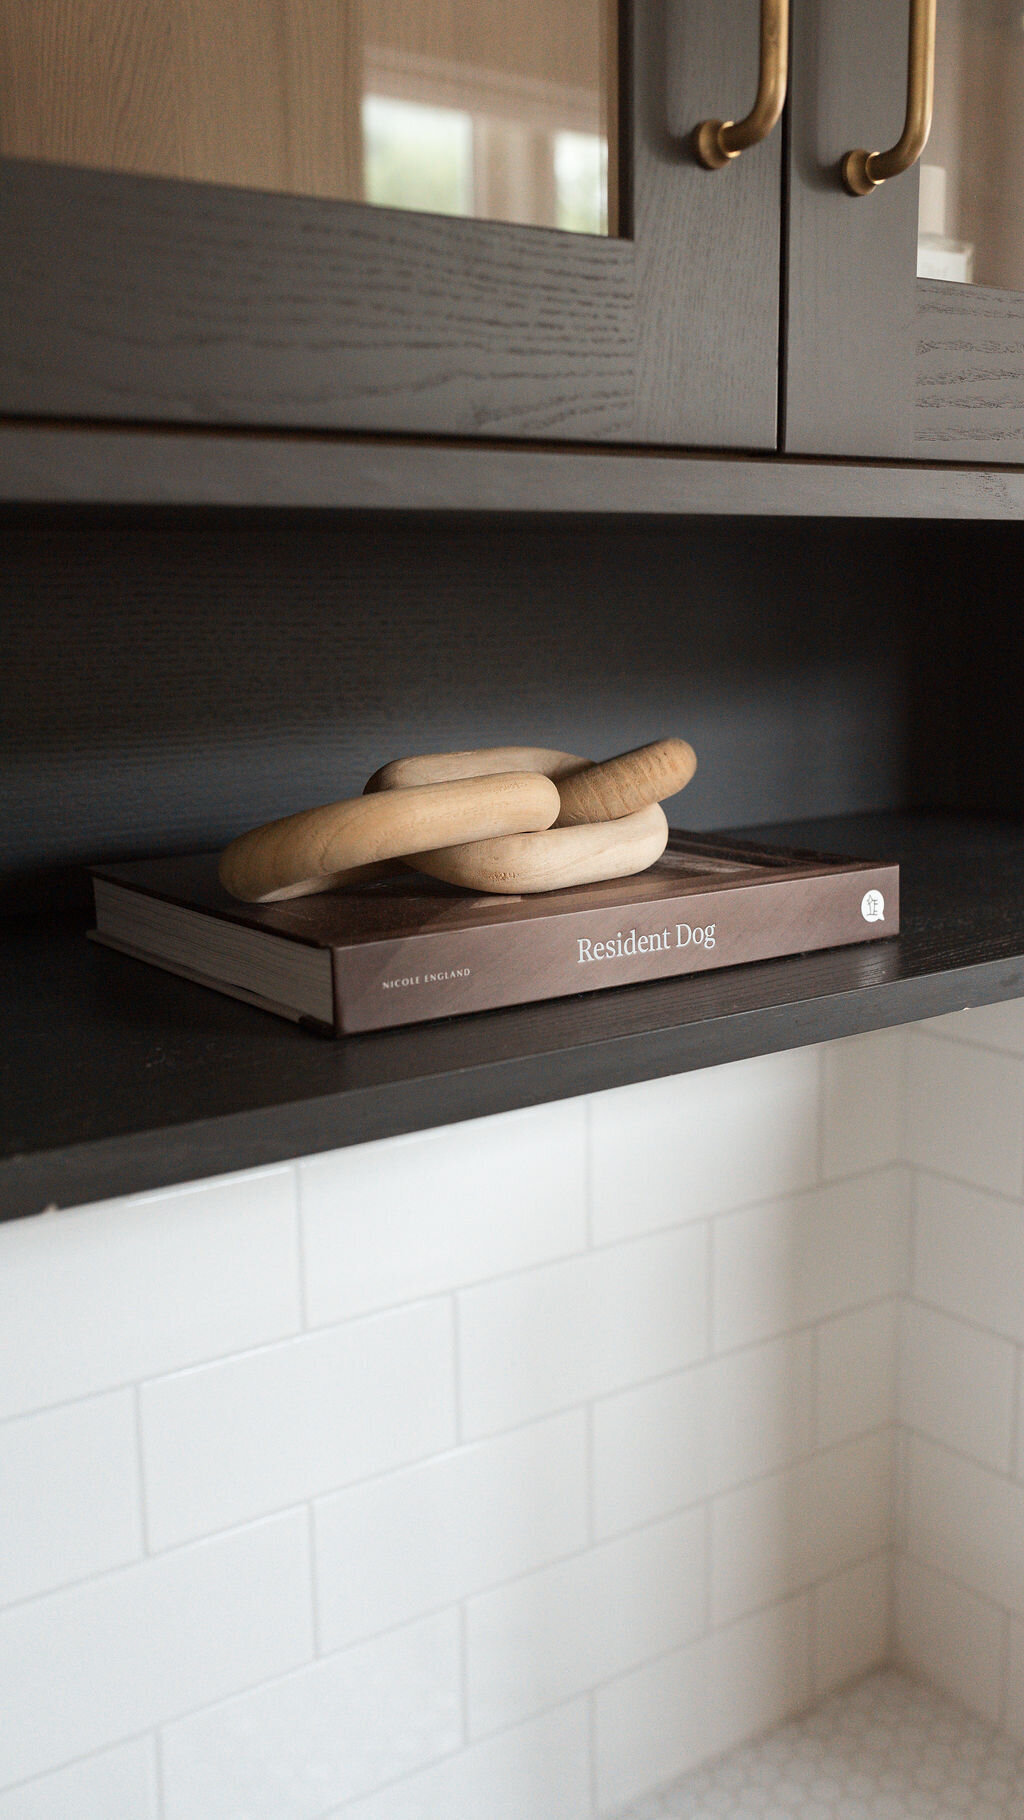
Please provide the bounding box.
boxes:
[842,0,936,195]
[694,0,789,169]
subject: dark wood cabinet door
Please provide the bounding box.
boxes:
[785,0,1024,462]
[0,2,782,448]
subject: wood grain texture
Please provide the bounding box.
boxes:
[365,745,589,792]
[0,0,781,446]
[0,505,974,915]
[6,425,1024,515]
[554,737,695,824]
[914,279,1024,460]
[409,801,668,891]
[219,771,560,901]
[785,0,918,457]
[6,812,1024,1220]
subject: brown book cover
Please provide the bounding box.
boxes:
[89,832,900,1034]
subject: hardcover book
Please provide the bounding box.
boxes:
[89,832,900,1035]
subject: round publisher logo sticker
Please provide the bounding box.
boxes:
[861,890,885,924]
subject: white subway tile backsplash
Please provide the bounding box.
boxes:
[160,1611,461,1820]
[300,1102,587,1325]
[815,1301,896,1450]
[896,1554,1006,1727]
[0,1391,142,1607]
[920,999,1024,1055]
[822,1029,906,1179]
[140,1301,456,1548]
[812,1553,889,1697]
[592,1334,813,1541]
[335,1701,592,1820]
[314,1412,588,1652]
[906,1033,1024,1196]
[0,1512,312,1789]
[913,1170,1024,1342]
[0,1738,159,1820]
[906,1435,1024,1616]
[457,1225,709,1439]
[900,1301,1016,1472]
[465,1507,706,1738]
[0,1167,301,1420]
[593,1595,811,1814]
[713,1167,908,1352]
[589,1048,820,1244]
[711,1430,892,1627]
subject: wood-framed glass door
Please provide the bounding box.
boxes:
[785,0,1024,462]
[0,1,783,447]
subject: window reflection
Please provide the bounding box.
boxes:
[0,1,616,237]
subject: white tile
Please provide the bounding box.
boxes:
[900,1300,1016,1472]
[906,1032,1024,1196]
[812,1553,890,1697]
[897,1553,1006,1727]
[0,1738,158,1820]
[711,1430,892,1626]
[590,1048,820,1244]
[0,1512,312,1788]
[160,1611,461,1820]
[140,1301,455,1548]
[913,1169,1024,1342]
[593,1595,810,1814]
[593,1367,708,1541]
[920,998,1024,1055]
[713,1167,909,1352]
[465,1506,706,1737]
[0,1167,301,1420]
[592,1334,813,1540]
[300,1102,587,1325]
[816,1301,897,1449]
[0,1391,142,1606]
[336,1702,592,1820]
[1007,1618,1024,1743]
[315,1411,588,1651]
[906,1433,1024,1617]
[822,1029,906,1178]
[458,1226,708,1440]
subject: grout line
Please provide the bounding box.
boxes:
[999,1608,1013,1730]
[458,1601,471,1747]
[903,1422,1024,1489]
[292,1162,311,1329]
[0,1730,167,1809]
[587,1688,600,1820]
[900,1545,1013,1636]
[905,1288,1023,1353]
[307,1503,321,1657]
[133,1384,152,1557]
[451,1295,464,1448]
[153,1726,167,1820]
[910,1158,1024,1209]
[807,1322,820,1456]
[1009,1347,1023,1482]
[585,1402,596,1548]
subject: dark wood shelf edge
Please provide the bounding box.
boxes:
[5,424,1024,518]
[4,947,1022,1225]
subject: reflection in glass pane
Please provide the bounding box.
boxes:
[363,97,474,219]
[918,0,1024,287]
[0,1,617,236]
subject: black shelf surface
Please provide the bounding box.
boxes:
[4,811,1024,1222]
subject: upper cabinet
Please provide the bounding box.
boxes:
[786,0,1024,461]
[0,0,782,448]
[3,1,1022,466]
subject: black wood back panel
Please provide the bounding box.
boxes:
[0,506,969,913]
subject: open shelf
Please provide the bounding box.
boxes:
[4,811,1024,1222]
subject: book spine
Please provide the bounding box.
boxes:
[332,864,900,1032]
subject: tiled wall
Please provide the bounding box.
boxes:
[896,1001,1024,1740]
[0,1034,910,1818]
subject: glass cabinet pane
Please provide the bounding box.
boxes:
[0,1,617,234]
[918,0,1024,286]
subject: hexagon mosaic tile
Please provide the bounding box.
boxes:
[615,1671,1024,1820]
